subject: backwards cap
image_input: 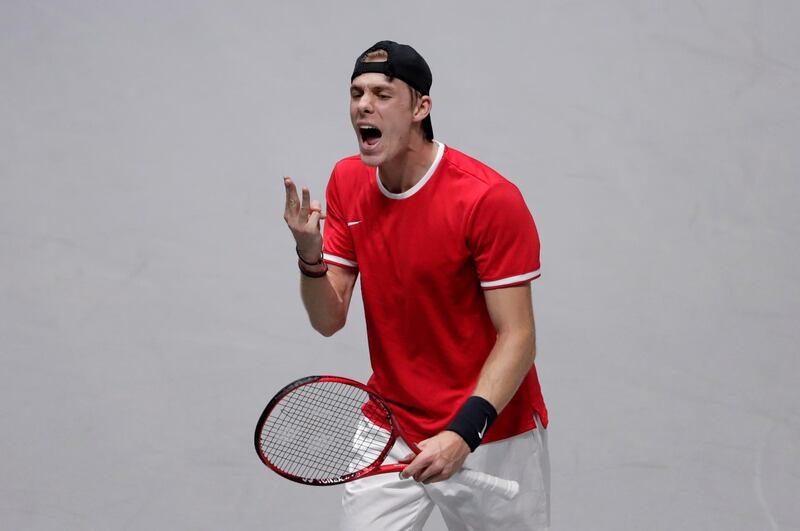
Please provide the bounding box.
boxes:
[351,40,434,140]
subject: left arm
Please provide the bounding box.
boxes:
[473,284,536,411]
[401,283,536,483]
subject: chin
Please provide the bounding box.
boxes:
[359,153,381,167]
[357,144,386,167]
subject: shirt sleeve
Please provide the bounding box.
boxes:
[466,182,541,290]
[322,166,358,270]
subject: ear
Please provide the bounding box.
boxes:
[413,95,432,124]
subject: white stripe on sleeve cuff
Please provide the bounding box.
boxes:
[480,269,541,288]
[324,253,358,268]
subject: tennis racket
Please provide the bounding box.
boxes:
[254,375,519,500]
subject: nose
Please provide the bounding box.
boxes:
[356,93,374,114]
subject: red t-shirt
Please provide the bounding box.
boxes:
[323,141,547,445]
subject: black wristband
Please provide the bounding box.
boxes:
[296,246,323,266]
[445,396,498,452]
[298,258,328,278]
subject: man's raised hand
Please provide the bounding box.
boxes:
[283,176,325,262]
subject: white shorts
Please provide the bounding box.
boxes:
[340,416,550,531]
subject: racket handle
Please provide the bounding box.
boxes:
[453,468,520,500]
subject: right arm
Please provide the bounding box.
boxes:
[300,265,357,336]
[284,176,357,336]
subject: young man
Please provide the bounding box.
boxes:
[283,41,550,530]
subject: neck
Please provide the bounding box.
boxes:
[378,137,438,194]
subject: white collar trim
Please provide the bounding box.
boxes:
[376,140,445,200]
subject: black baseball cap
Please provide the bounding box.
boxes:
[351,40,434,141]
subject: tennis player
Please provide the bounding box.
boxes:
[283,40,550,530]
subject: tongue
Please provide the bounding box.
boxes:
[364,136,380,147]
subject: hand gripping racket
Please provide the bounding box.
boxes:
[254,375,519,500]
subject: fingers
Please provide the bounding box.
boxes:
[283,178,325,257]
[284,178,326,226]
[401,455,444,483]
[307,199,325,228]
[399,453,415,464]
[301,186,311,215]
[400,443,440,482]
[399,453,430,480]
[417,463,446,484]
[283,177,299,219]
[399,433,469,484]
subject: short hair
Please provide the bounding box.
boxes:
[363,49,389,63]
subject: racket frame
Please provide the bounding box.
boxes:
[255,375,519,501]
[254,375,400,486]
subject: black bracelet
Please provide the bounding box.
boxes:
[296,246,323,266]
[445,396,498,452]
[298,258,328,278]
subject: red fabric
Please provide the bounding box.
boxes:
[323,144,547,445]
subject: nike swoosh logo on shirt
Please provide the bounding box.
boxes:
[477,419,488,440]
[347,221,362,226]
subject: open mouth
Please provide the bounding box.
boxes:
[359,126,382,148]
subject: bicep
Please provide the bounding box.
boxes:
[327,263,358,306]
[473,284,536,410]
[484,284,535,337]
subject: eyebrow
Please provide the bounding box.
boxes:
[350,81,395,93]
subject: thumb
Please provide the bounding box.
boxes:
[309,199,326,221]
[417,438,431,450]
[399,453,415,464]
[308,210,322,228]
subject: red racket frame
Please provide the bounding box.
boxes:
[254,375,410,486]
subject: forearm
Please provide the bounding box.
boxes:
[408,321,535,480]
[472,322,536,413]
[283,176,357,337]
[299,266,354,337]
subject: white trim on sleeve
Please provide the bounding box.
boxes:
[480,269,541,288]
[324,253,358,268]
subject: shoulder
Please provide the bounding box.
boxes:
[332,155,369,177]
[333,154,366,170]
[328,155,371,191]
[439,146,522,203]
[328,154,372,190]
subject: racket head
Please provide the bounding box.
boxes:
[254,375,398,485]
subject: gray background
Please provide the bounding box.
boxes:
[2,1,798,529]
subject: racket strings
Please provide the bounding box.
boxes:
[265,382,387,479]
[259,381,393,481]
